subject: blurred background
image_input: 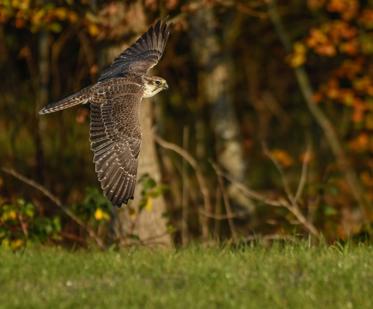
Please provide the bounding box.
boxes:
[0,0,372,249]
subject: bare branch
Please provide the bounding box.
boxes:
[295,141,312,203]
[210,163,320,238]
[212,164,284,207]
[211,162,238,240]
[262,143,294,201]
[200,209,251,220]
[1,167,105,249]
[154,134,211,239]
[267,0,369,220]
[217,0,268,19]
[181,126,190,245]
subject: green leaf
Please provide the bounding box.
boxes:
[324,206,337,216]
[49,22,62,33]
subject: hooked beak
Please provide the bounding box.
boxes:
[163,82,169,90]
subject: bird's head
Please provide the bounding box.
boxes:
[143,76,168,98]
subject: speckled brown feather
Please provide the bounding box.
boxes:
[39,19,170,207]
[98,19,170,81]
[89,78,143,206]
[39,86,91,115]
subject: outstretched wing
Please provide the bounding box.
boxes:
[98,19,170,82]
[90,78,143,207]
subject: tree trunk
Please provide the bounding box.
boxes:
[117,102,172,247]
[190,8,254,211]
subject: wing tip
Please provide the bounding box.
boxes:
[152,17,171,38]
[100,176,136,208]
[154,17,170,27]
[97,17,171,80]
[113,195,134,208]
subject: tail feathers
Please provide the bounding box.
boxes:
[39,86,91,115]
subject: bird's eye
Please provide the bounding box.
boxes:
[155,80,161,85]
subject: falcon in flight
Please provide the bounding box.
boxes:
[39,20,170,207]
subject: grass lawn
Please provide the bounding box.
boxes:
[0,243,372,308]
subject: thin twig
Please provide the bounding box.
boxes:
[200,209,250,220]
[1,167,105,249]
[181,126,189,245]
[217,0,268,19]
[214,187,222,237]
[284,203,319,237]
[211,162,238,240]
[295,141,312,203]
[262,142,319,238]
[211,163,320,238]
[214,168,284,207]
[262,143,294,201]
[267,0,369,219]
[263,141,312,205]
[154,134,211,239]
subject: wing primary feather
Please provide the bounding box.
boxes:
[98,18,171,80]
[112,176,127,205]
[102,164,122,190]
[116,178,130,205]
[95,152,116,173]
[122,177,134,202]
[44,19,165,208]
[106,171,122,201]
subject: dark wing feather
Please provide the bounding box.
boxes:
[90,79,143,207]
[98,19,170,82]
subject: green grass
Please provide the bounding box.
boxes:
[0,243,372,308]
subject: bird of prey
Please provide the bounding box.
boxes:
[39,20,170,207]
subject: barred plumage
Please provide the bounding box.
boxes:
[98,20,170,81]
[39,19,170,207]
[39,86,91,115]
